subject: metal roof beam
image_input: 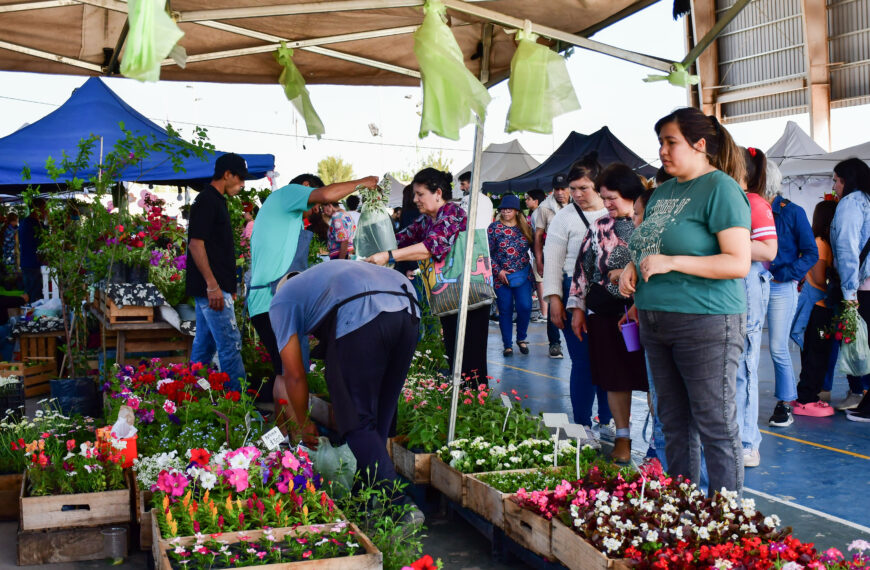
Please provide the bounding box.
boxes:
[441,0,673,72]
[0,0,79,13]
[0,39,103,71]
[715,77,805,104]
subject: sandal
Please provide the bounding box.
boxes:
[503,347,513,357]
[517,341,529,355]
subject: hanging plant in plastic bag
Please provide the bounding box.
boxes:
[831,303,870,376]
[354,175,397,259]
[120,0,185,82]
[413,0,491,140]
[276,43,325,137]
[506,24,580,134]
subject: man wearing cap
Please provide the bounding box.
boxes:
[187,153,250,391]
[533,174,571,359]
[248,173,378,411]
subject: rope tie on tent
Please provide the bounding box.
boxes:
[413,0,491,140]
[505,20,580,134]
[275,43,325,138]
[642,62,699,87]
[120,0,185,82]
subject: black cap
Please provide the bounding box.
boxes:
[552,173,568,189]
[214,153,249,180]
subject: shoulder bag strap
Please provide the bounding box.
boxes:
[572,202,590,229]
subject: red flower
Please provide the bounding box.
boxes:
[277,399,289,406]
[224,391,240,402]
[410,555,438,570]
[190,448,211,467]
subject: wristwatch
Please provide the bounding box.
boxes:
[387,250,396,264]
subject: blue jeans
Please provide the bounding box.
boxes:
[790,285,825,349]
[561,275,611,426]
[766,280,798,402]
[191,292,246,392]
[495,280,532,349]
[639,310,745,495]
[735,263,770,451]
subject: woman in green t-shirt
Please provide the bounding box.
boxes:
[618,107,751,495]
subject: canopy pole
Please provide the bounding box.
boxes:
[447,22,492,445]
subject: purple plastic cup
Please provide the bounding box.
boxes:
[620,321,641,352]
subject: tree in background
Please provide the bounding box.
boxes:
[317,156,354,185]
[391,150,454,181]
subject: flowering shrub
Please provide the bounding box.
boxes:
[164,521,362,568]
[439,436,578,473]
[25,435,126,496]
[149,248,187,306]
[104,360,265,456]
[824,301,859,344]
[152,445,337,537]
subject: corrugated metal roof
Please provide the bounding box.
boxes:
[828,0,870,107]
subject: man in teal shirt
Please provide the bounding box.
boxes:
[248,173,378,404]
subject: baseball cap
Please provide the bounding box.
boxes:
[552,174,568,189]
[214,153,249,180]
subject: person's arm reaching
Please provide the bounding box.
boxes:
[308,176,379,205]
[188,238,224,311]
[278,333,318,446]
[534,228,545,276]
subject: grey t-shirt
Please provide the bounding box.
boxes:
[269,260,418,351]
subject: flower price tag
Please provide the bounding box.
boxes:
[500,393,512,431]
[243,412,252,444]
[261,426,284,451]
[542,413,570,466]
[196,378,210,391]
[563,424,585,479]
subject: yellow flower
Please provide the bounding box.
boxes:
[182,490,191,508]
[162,495,169,512]
[168,519,177,535]
[225,495,233,513]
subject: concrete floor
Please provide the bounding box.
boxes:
[2,319,869,569]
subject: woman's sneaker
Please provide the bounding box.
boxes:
[768,401,794,427]
[549,343,563,358]
[743,448,761,468]
[845,409,870,422]
[791,400,834,417]
[834,392,864,411]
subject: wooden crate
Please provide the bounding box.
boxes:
[134,479,153,550]
[390,439,436,484]
[152,516,382,570]
[117,328,192,365]
[550,518,633,570]
[0,473,22,521]
[0,357,56,397]
[429,456,466,506]
[503,499,553,559]
[463,469,535,529]
[309,394,337,431]
[19,332,57,360]
[94,289,154,324]
[19,471,132,531]
[17,523,130,565]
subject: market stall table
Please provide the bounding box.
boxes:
[90,307,192,366]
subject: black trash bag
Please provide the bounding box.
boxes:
[50,377,100,418]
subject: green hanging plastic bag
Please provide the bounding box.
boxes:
[120,0,184,83]
[643,62,700,87]
[276,43,325,138]
[414,0,491,140]
[506,24,580,134]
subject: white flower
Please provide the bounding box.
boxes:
[780,563,804,570]
[645,530,658,543]
[713,560,733,569]
[602,537,622,553]
[697,526,710,540]
[763,514,781,528]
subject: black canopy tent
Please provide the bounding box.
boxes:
[482,127,656,195]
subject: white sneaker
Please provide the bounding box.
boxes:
[834,392,864,411]
[743,448,760,468]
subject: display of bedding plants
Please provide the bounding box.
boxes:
[151,445,338,537]
[438,435,578,473]
[396,377,548,453]
[104,360,266,456]
[25,434,126,495]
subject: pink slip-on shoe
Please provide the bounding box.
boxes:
[790,400,834,417]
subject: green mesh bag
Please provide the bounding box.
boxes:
[120,0,184,83]
[506,27,580,134]
[413,0,491,140]
[276,43,325,137]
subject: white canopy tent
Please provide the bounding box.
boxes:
[385,173,410,208]
[766,121,829,219]
[454,139,540,187]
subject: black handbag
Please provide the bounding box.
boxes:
[585,282,628,317]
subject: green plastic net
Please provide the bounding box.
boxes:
[413,0,491,140]
[506,27,580,134]
[276,43,326,138]
[120,0,184,83]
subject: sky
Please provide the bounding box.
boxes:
[0,1,867,189]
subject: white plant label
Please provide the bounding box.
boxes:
[500,393,512,409]
[542,412,570,428]
[562,424,585,439]
[196,378,211,391]
[261,426,284,451]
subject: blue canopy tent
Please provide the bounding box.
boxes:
[0,77,274,191]
[482,127,656,195]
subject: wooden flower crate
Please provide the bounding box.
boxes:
[94,289,154,324]
[463,469,535,529]
[429,456,466,506]
[0,473,23,520]
[19,470,132,531]
[134,479,153,550]
[390,438,436,485]
[152,517,382,570]
[503,499,553,559]
[550,518,633,570]
[309,394,337,431]
[0,357,55,397]
[17,522,130,565]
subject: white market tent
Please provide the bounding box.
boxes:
[780,140,870,179]
[765,121,829,219]
[385,173,410,208]
[455,139,540,187]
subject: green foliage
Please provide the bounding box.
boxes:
[390,150,454,182]
[316,156,355,186]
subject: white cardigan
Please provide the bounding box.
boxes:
[542,205,608,300]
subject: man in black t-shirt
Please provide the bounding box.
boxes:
[186,153,249,391]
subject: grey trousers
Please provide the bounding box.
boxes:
[639,310,746,495]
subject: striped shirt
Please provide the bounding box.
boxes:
[747,192,777,241]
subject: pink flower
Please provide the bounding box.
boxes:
[163,400,177,414]
[126,396,140,410]
[156,471,188,497]
[463,398,472,405]
[226,468,249,492]
[281,451,300,471]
